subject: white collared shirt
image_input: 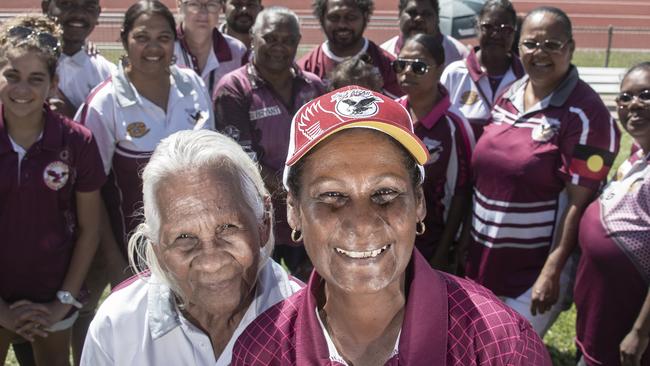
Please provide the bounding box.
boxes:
[75,62,214,174]
[80,259,302,366]
[57,49,116,110]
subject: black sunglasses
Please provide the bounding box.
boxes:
[8,26,61,56]
[391,59,430,75]
[616,89,650,107]
[520,39,569,54]
[479,22,515,35]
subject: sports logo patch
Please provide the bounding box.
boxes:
[461,90,479,105]
[43,161,69,191]
[126,122,149,138]
[569,144,616,181]
[531,117,560,142]
[331,89,383,118]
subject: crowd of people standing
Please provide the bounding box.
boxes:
[0,0,648,365]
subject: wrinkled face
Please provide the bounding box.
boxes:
[178,0,222,33]
[396,39,442,96]
[0,50,56,119]
[287,129,425,294]
[252,15,300,73]
[477,8,515,56]
[618,69,650,148]
[224,0,262,34]
[519,12,573,89]
[124,13,175,77]
[154,167,266,317]
[399,0,438,39]
[322,0,367,50]
[45,0,101,44]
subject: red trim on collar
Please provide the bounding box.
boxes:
[295,249,448,364]
[176,25,234,73]
[398,85,451,130]
[0,105,65,154]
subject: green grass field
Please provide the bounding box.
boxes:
[2,48,645,365]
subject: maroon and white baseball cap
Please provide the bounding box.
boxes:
[283,85,429,188]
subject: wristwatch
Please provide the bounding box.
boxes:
[56,291,83,309]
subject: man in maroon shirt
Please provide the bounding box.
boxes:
[214,7,326,279]
[298,0,402,97]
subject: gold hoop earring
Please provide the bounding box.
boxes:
[291,229,303,243]
[416,221,426,236]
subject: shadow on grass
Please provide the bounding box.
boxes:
[547,345,575,366]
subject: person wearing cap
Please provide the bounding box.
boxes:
[298,0,402,98]
[214,6,325,280]
[174,0,248,99]
[380,0,469,67]
[230,85,551,365]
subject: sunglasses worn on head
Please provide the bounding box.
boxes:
[391,59,430,75]
[616,89,650,107]
[520,39,569,54]
[182,0,221,14]
[8,26,61,56]
[479,22,515,36]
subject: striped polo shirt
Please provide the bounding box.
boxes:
[465,66,620,298]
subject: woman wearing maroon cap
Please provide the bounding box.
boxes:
[231,86,551,365]
[394,33,474,271]
[574,62,650,366]
[0,15,104,366]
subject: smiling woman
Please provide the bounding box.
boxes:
[231,86,552,365]
[80,130,302,365]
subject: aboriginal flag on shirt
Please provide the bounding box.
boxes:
[569,144,616,181]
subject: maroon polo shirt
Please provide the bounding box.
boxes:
[214,64,326,246]
[232,250,551,365]
[0,107,105,303]
[297,39,403,98]
[397,88,473,260]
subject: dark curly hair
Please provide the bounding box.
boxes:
[398,0,439,15]
[313,0,374,24]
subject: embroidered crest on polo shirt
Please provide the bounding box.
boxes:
[43,161,70,191]
[531,117,560,142]
[187,110,206,126]
[332,89,383,118]
[461,90,479,105]
[422,137,443,164]
[249,106,282,121]
[126,122,150,138]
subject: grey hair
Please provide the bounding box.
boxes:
[128,130,274,292]
[250,6,300,36]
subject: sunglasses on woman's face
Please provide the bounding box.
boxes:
[519,38,569,54]
[8,26,61,55]
[616,89,650,107]
[391,59,431,75]
[479,22,515,36]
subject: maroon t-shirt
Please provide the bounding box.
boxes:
[232,250,551,365]
[0,107,105,303]
[397,89,473,259]
[214,64,326,246]
[297,39,403,98]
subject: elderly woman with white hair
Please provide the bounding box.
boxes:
[79,130,302,366]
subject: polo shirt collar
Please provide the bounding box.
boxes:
[0,105,63,154]
[322,37,369,63]
[114,62,195,108]
[177,24,233,63]
[295,250,448,365]
[246,62,312,89]
[466,48,525,83]
[146,260,291,340]
[504,65,579,113]
[399,85,451,130]
[60,48,90,67]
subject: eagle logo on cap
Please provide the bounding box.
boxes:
[332,89,383,118]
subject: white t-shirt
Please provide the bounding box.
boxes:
[80,259,303,366]
[57,49,116,110]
